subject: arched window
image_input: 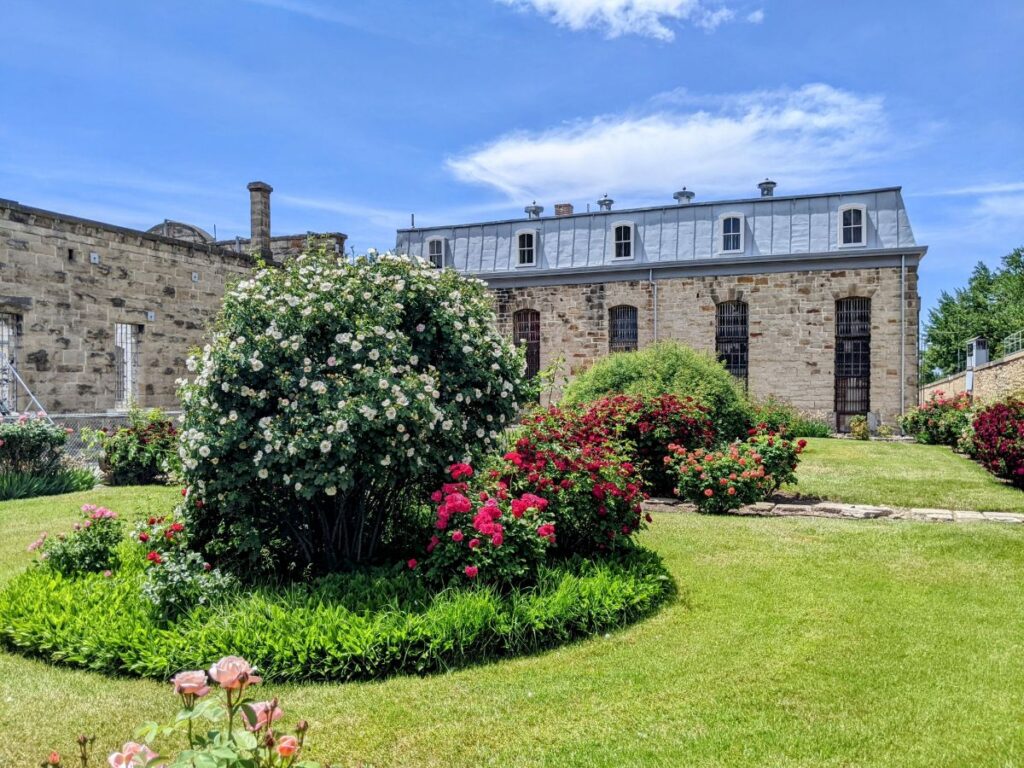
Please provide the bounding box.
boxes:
[612,223,633,259]
[512,309,541,379]
[719,214,744,253]
[516,230,536,266]
[427,238,444,268]
[715,301,748,384]
[839,204,867,246]
[835,297,871,431]
[608,305,638,353]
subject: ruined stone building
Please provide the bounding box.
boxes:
[396,182,925,430]
[0,182,345,416]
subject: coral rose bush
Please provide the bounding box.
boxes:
[666,443,774,514]
[178,246,529,576]
[744,425,806,491]
[899,390,973,446]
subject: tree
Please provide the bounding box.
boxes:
[921,247,1024,382]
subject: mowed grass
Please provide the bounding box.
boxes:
[786,437,1024,512]
[2,488,1024,766]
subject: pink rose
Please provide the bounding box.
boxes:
[242,700,283,732]
[407,558,418,570]
[276,734,300,758]
[208,656,262,690]
[107,742,161,767]
[464,565,478,579]
[171,670,211,698]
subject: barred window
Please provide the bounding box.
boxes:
[0,313,19,414]
[716,301,748,384]
[512,309,541,379]
[427,239,444,268]
[115,323,139,410]
[609,305,638,353]
[835,297,871,431]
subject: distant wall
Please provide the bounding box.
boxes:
[919,350,1024,404]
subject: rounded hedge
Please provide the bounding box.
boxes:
[0,549,672,682]
[178,247,529,575]
[561,341,751,440]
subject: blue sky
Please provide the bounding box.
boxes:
[1,1,1022,324]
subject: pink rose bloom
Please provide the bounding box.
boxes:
[208,656,262,690]
[468,538,480,549]
[103,570,113,578]
[243,700,283,732]
[107,742,161,767]
[464,565,479,579]
[451,530,464,543]
[171,670,211,698]
[276,734,300,758]
[407,558,418,570]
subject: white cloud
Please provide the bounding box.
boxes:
[447,84,892,203]
[497,0,755,40]
[917,181,1024,197]
[746,8,764,23]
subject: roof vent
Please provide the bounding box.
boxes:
[554,203,574,217]
[596,194,614,212]
[524,201,544,219]
[758,178,777,197]
[673,187,695,205]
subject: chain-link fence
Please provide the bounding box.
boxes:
[1003,329,1024,357]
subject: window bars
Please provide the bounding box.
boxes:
[114,323,139,409]
[715,301,748,384]
[835,297,871,431]
[0,313,18,414]
[512,309,541,379]
[608,305,638,353]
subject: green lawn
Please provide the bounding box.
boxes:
[3,487,1024,766]
[786,437,1024,512]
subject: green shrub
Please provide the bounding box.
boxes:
[561,341,751,440]
[849,415,870,440]
[750,395,831,438]
[0,414,69,474]
[745,429,806,491]
[31,504,123,576]
[0,467,95,501]
[178,247,529,577]
[83,405,181,485]
[0,548,672,682]
[898,391,973,446]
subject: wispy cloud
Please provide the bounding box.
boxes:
[237,0,361,25]
[496,0,758,40]
[447,84,893,203]
[915,181,1024,197]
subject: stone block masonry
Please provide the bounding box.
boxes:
[493,265,919,428]
[0,199,255,414]
[919,349,1024,405]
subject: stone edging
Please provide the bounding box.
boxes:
[643,497,1024,525]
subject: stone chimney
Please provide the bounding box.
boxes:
[247,181,273,258]
[554,203,574,217]
[758,178,777,197]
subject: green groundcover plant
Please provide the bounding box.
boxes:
[0,547,671,682]
[0,467,95,501]
[178,247,529,577]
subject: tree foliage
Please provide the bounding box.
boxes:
[922,247,1024,381]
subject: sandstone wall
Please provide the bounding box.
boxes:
[0,201,254,414]
[919,350,1024,405]
[493,265,919,428]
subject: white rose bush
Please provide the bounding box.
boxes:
[178,246,529,575]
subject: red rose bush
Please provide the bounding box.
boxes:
[969,398,1024,486]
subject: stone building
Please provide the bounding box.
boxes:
[396,182,926,430]
[0,182,345,416]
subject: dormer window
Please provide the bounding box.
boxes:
[839,204,866,246]
[427,238,444,268]
[612,222,633,259]
[720,214,744,254]
[516,230,537,267]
